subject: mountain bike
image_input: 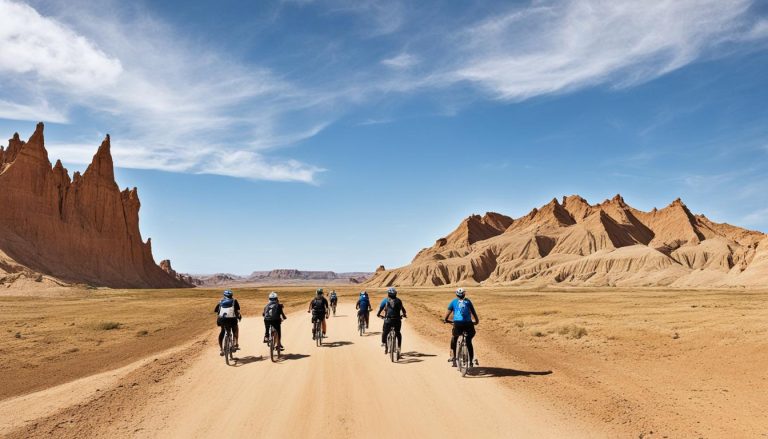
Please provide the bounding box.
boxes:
[268,323,280,362]
[313,317,323,347]
[357,312,366,336]
[446,320,478,377]
[381,317,401,362]
[223,326,235,366]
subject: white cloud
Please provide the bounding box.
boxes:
[0,0,330,183]
[382,53,419,69]
[447,0,762,100]
[0,0,122,90]
[0,99,68,123]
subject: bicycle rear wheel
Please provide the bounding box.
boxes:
[388,331,397,362]
[269,327,277,362]
[316,322,322,346]
[458,337,469,376]
[224,332,232,366]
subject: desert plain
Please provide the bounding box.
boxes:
[1,285,766,438]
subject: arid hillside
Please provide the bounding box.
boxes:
[0,123,190,289]
[367,195,767,287]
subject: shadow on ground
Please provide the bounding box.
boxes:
[232,356,262,366]
[321,341,354,348]
[397,351,438,364]
[281,353,311,361]
[467,367,553,378]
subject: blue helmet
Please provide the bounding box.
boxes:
[387,287,397,298]
[223,289,233,298]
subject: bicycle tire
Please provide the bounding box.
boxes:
[316,322,322,347]
[388,330,397,363]
[224,331,232,366]
[269,327,276,362]
[458,335,469,376]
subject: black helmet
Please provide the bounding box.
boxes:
[387,287,397,298]
[316,288,323,296]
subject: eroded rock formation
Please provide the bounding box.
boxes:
[0,123,192,288]
[366,195,766,288]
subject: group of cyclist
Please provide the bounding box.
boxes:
[214,286,480,366]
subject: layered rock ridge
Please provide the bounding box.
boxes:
[0,123,192,288]
[367,195,766,288]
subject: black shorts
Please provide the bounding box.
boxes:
[218,317,239,329]
[311,313,325,322]
[452,322,475,338]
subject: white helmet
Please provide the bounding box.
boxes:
[455,288,466,298]
[269,291,278,300]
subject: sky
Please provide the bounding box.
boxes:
[1,0,768,274]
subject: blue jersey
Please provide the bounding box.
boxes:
[358,295,370,308]
[448,298,474,323]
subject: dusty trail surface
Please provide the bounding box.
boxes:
[7,303,592,438]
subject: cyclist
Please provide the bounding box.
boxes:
[263,291,287,351]
[307,288,330,339]
[355,290,372,328]
[376,287,407,354]
[214,289,241,356]
[444,288,479,367]
[329,290,338,314]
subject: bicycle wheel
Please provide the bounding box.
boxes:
[316,322,322,347]
[224,332,231,366]
[269,327,276,362]
[388,330,397,363]
[458,336,469,376]
[358,316,364,336]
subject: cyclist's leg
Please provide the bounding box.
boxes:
[233,321,240,348]
[364,310,370,327]
[394,319,402,349]
[450,324,460,359]
[264,319,270,341]
[466,324,477,363]
[321,316,327,335]
[381,319,391,345]
[218,326,225,350]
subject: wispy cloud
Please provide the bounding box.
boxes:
[445,0,763,100]
[742,207,768,226]
[0,0,329,183]
[382,52,419,69]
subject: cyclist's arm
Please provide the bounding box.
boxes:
[280,305,287,320]
[401,304,407,318]
[214,304,220,314]
[376,303,384,318]
[470,303,479,324]
[444,303,454,322]
[235,300,242,320]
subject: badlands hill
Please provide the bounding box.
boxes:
[367,195,768,288]
[190,269,373,286]
[0,123,191,289]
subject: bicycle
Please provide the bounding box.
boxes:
[331,301,337,316]
[380,316,400,362]
[222,326,236,366]
[268,323,280,362]
[357,312,366,336]
[313,317,323,346]
[445,320,478,377]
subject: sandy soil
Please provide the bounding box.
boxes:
[2,286,767,438]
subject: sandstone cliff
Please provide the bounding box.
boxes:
[0,123,192,289]
[366,195,766,288]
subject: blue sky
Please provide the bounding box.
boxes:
[1,0,768,274]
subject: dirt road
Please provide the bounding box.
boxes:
[4,303,595,438]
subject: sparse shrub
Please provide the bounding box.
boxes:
[14,332,21,339]
[557,324,587,339]
[136,330,149,337]
[531,330,546,337]
[515,321,525,328]
[66,347,79,353]
[97,322,121,330]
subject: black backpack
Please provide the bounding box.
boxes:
[385,298,401,319]
[264,302,280,321]
[311,297,325,313]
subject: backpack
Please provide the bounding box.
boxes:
[385,298,401,319]
[264,302,280,321]
[311,297,325,313]
[455,299,471,322]
[218,298,236,318]
[359,295,369,308]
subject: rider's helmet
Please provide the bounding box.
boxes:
[360,290,367,296]
[269,291,278,301]
[316,288,324,296]
[455,288,466,299]
[223,289,233,298]
[387,287,397,298]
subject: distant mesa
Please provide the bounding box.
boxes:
[0,123,192,289]
[188,269,373,286]
[366,195,767,288]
